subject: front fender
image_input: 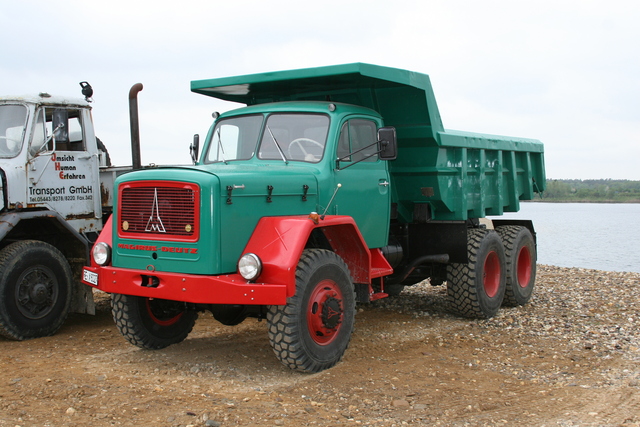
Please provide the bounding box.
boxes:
[242,215,376,297]
[90,215,113,267]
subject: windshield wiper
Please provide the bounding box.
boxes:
[266,125,288,164]
[215,128,227,164]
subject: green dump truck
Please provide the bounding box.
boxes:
[82,63,545,373]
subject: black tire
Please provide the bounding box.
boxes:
[0,241,73,340]
[446,229,506,319]
[383,284,405,297]
[267,249,355,373]
[111,294,197,349]
[372,278,404,297]
[211,304,248,326]
[496,225,536,306]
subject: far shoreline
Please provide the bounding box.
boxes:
[539,264,639,275]
[527,199,640,204]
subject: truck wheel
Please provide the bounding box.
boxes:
[446,229,506,319]
[267,249,355,373]
[111,294,197,349]
[0,241,73,340]
[496,225,536,306]
[372,279,404,297]
[211,304,248,326]
[383,284,405,297]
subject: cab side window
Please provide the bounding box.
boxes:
[49,108,85,151]
[29,108,86,156]
[337,119,378,162]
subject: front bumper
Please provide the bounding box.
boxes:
[81,266,288,305]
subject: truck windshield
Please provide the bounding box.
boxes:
[206,115,262,163]
[205,113,329,163]
[0,105,28,158]
[258,114,329,163]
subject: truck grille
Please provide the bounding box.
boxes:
[118,181,200,241]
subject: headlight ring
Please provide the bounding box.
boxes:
[92,242,111,266]
[238,253,262,281]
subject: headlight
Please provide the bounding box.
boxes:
[238,253,262,281]
[92,242,111,266]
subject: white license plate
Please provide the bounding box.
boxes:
[83,269,99,286]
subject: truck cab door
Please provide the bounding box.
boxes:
[331,118,390,249]
[26,107,101,233]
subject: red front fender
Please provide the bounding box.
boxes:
[241,215,392,297]
[90,215,114,267]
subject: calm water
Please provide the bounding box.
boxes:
[491,203,640,273]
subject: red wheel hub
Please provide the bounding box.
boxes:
[516,246,532,288]
[145,298,184,326]
[483,251,501,298]
[307,279,344,345]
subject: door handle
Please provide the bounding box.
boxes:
[378,180,389,187]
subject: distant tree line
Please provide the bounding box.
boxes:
[540,179,640,202]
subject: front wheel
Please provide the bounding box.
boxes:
[496,225,536,306]
[267,249,355,373]
[111,294,197,349]
[0,241,73,340]
[447,229,506,319]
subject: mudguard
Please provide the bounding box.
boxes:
[241,215,392,297]
[90,215,113,267]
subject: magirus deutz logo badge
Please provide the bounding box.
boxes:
[145,188,166,233]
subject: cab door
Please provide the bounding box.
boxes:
[331,118,390,249]
[26,107,100,232]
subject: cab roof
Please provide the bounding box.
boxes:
[0,93,90,108]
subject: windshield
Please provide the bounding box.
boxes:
[259,114,329,163]
[205,113,329,163]
[206,115,262,163]
[0,104,28,158]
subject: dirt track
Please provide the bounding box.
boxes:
[1,265,639,426]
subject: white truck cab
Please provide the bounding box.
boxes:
[0,88,114,339]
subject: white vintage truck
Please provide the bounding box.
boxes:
[0,83,137,339]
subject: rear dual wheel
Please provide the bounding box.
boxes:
[447,229,506,319]
[496,225,536,306]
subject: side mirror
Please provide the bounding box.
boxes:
[190,134,200,164]
[377,126,397,160]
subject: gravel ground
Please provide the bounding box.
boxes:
[1,265,639,426]
[381,265,640,364]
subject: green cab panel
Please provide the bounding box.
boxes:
[212,163,319,272]
[202,100,391,249]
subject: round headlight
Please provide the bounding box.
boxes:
[92,242,111,266]
[238,253,262,281]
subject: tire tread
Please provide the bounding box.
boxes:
[0,240,73,340]
[446,229,506,319]
[267,249,355,373]
[495,225,536,306]
[111,294,196,349]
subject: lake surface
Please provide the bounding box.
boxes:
[491,202,640,273]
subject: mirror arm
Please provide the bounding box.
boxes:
[335,139,388,171]
[39,123,65,154]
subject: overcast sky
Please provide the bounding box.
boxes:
[2,0,638,179]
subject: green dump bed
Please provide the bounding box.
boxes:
[191,63,545,221]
